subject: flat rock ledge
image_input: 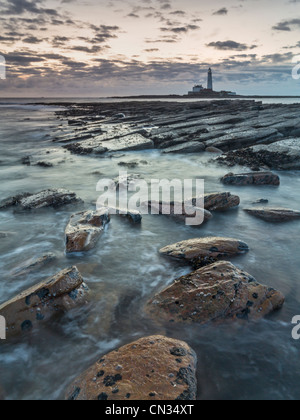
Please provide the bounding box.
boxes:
[0,267,88,339]
[160,237,249,264]
[145,261,285,325]
[217,139,300,170]
[0,189,82,210]
[221,172,280,186]
[65,209,110,253]
[244,207,300,222]
[65,335,197,401]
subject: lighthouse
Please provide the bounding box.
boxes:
[207,68,213,91]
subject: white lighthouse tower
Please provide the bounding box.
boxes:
[207,68,213,91]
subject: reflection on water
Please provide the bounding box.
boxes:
[0,105,300,400]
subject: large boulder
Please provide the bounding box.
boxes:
[0,267,88,338]
[65,209,110,253]
[65,335,197,401]
[244,207,300,222]
[160,237,249,263]
[146,261,285,324]
[0,189,82,210]
[221,172,280,186]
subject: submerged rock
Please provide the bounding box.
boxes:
[65,335,197,401]
[206,146,223,154]
[221,172,280,186]
[146,261,285,324]
[244,207,300,222]
[160,237,249,262]
[65,209,110,253]
[10,253,56,277]
[0,266,88,338]
[145,201,212,225]
[0,189,82,210]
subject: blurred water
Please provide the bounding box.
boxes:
[0,105,300,400]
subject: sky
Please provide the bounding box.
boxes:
[0,0,300,97]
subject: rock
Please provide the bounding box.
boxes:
[217,139,300,170]
[205,127,282,152]
[35,161,54,168]
[21,156,31,166]
[0,232,13,238]
[10,253,56,277]
[65,209,110,253]
[144,201,212,225]
[0,189,82,210]
[66,134,154,155]
[0,267,89,338]
[221,172,280,186]
[162,141,205,154]
[244,207,300,222]
[201,192,240,211]
[145,261,285,324]
[0,193,32,210]
[113,174,143,190]
[252,199,269,205]
[160,237,249,263]
[106,207,142,224]
[65,335,197,401]
[118,161,139,169]
[206,147,223,154]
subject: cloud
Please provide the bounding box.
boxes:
[207,40,257,51]
[213,8,228,16]
[272,18,300,31]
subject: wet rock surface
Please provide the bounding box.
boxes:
[0,189,82,210]
[10,253,56,277]
[221,172,280,186]
[244,207,300,222]
[217,139,300,170]
[65,335,197,401]
[145,200,212,225]
[0,267,89,339]
[202,192,240,211]
[65,209,110,253]
[146,261,285,325]
[52,101,300,166]
[160,237,249,262]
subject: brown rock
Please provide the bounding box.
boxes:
[160,237,249,262]
[0,267,89,339]
[65,209,110,253]
[199,192,240,211]
[206,147,223,154]
[244,207,300,222]
[146,261,285,325]
[221,172,280,186]
[65,335,197,401]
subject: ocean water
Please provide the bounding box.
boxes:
[0,104,300,400]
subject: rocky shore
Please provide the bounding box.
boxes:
[1,99,299,400]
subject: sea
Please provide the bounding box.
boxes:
[0,98,300,400]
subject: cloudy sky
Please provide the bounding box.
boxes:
[0,0,299,97]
